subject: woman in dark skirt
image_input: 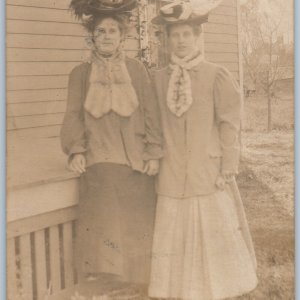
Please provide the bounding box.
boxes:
[60,0,163,286]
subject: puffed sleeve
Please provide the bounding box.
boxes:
[138,62,164,161]
[60,64,87,159]
[213,66,241,174]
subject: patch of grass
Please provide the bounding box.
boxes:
[243,96,294,132]
[232,165,294,300]
[236,96,294,300]
[241,130,294,216]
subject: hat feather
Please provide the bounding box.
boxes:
[69,0,137,18]
[190,0,222,16]
[69,0,95,18]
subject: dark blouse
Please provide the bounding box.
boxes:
[60,57,163,172]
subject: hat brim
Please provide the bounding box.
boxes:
[151,13,209,25]
[88,0,137,14]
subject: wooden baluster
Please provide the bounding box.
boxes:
[35,229,48,300]
[7,238,18,300]
[20,233,33,300]
[49,225,61,294]
[63,222,74,289]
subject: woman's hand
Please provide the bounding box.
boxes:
[215,172,235,190]
[222,171,235,183]
[215,175,226,190]
[143,159,160,176]
[69,154,86,174]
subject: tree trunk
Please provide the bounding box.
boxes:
[267,89,272,132]
[267,35,273,132]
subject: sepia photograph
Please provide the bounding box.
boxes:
[6,0,294,299]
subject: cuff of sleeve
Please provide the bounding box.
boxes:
[221,147,240,174]
[142,144,164,161]
[67,146,86,163]
[68,145,86,156]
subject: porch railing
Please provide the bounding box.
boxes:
[7,168,80,300]
[7,205,78,300]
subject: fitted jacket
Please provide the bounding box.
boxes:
[60,57,163,172]
[154,60,241,198]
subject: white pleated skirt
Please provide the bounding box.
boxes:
[148,186,257,300]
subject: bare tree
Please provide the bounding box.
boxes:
[241,0,289,131]
[241,0,262,92]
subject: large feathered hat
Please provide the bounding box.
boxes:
[151,0,222,25]
[70,0,137,19]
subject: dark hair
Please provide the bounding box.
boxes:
[83,13,129,35]
[166,21,202,37]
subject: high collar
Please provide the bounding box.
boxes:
[90,49,125,65]
[167,59,205,75]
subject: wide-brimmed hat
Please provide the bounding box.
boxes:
[151,0,222,25]
[70,0,137,19]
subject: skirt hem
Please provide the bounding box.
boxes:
[148,278,258,300]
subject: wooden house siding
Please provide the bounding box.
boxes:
[6,0,140,139]
[204,0,240,81]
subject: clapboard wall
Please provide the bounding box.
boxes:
[7,0,242,140]
[204,0,241,82]
[6,0,141,140]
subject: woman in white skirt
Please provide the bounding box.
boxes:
[148,1,258,299]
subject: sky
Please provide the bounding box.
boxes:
[239,0,294,44]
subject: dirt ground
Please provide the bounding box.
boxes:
[232,95,294,299]
[233,135,294,299]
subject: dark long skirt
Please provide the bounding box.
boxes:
[75,163,156,285]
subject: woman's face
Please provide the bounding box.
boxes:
[168,24,199,58]
[93,17,122,55]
